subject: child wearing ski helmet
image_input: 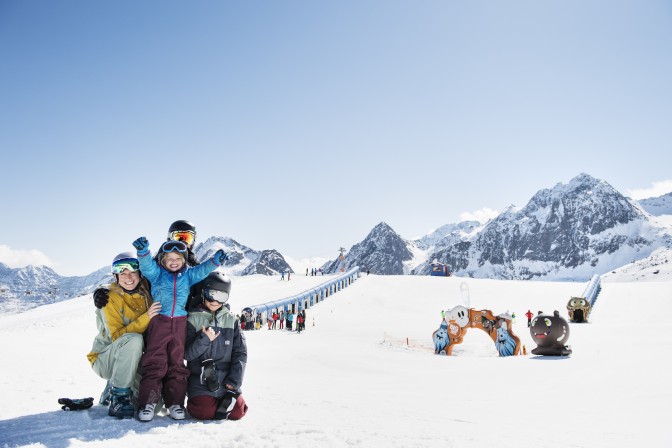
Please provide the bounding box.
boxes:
[132,236,228,422]
[87,253,161,419]
[166,219,222,311]
[167,219,199,266]
[185,271,248,420]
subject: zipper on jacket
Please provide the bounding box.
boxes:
[171,274,177,317]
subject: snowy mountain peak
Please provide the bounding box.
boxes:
[323,221,412,274]
[414,221,481,251]
[368,221,395,237]
[0,264,111,314]
[522,173,643,235]
[637,192,672,216]
[194,235,292,277]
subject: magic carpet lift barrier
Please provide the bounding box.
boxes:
[243,266,360,321]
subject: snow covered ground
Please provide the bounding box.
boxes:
[1,271,670,448]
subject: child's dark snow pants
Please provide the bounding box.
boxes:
[138,315,189,408]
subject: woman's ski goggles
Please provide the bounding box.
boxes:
[112,258,140,274]
[204,289,230,304]
[169,230,195,247]
[161,240,188,254]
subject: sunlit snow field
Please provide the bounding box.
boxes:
[1,271,670,448]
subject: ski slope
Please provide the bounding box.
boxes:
[1,273,671,448]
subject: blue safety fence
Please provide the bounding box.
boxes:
[243,266,360,320]
[583,274,602,307]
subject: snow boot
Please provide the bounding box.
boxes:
[108,387,134,419]
[137,403,156,422]
[168,404,186,420]
[99,381,112,405]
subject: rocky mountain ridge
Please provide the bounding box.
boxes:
[323,174,672,280]
[637,192,672,216]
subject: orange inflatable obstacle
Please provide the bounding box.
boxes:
[432,306,521,356]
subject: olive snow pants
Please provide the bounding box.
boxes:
[92,333,143,391]
[138,315,189,408]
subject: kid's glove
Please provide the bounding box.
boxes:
[200,359,219,392]
[58,397,94,411]
[213,249,228,265]
[133,237,149,252]
[215,389,241,420]
[93,287,110,309]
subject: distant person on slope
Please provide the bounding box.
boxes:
[287,310,294,331]
[296,311,304,333]
[525,310,534,327]
[185,271,248,420]
[87,253,161,419]
[132,237,228,422]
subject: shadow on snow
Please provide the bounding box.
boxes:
[0,405,219,448]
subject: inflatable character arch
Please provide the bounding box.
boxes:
[432,306,521,356]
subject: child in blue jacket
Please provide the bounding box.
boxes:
[132,237,228,422]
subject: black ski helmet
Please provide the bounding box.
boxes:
[168,220,197,250]
[202,271,232,304]
[202,271,232,293]
[168,220,196,235]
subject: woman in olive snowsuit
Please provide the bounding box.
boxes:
[88,252,161,419]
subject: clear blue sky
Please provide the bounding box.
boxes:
[1,0,671,276]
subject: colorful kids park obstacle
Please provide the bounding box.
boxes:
[432,305,521,357]
[566,274,601,323]
[529,310,572,356]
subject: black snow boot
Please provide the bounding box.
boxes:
[108,387,135,419]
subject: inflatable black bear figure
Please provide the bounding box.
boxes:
[530,310,572,356]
